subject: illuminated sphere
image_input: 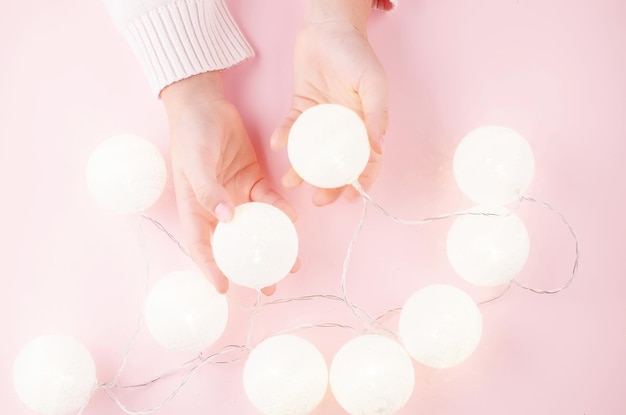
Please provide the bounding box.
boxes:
[212,202,298,289]
[399,285,482,369]
[144,270,228,353]
[86,134,167,214]
[453,126,535,205]
[447,206,530,287]
[13,334,97,415]
[288,104,370,188]
[330,335,414,415]
[243,335,328,415]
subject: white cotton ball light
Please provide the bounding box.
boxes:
[144,270,228,353]
[447,206,530,287]
[288,104,370,189]
[212,202,298,289]
[399,284,482,369]
[13,334,97,415]
[330,335,414,415]
[243,335,328,415]
[86,133,167,214]
[454,126,535,205]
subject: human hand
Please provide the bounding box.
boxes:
[162,72,297,295]
[271,0,388,206]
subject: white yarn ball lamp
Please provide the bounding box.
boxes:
[243,335,328,415]
[212,202,298,289]
[330,335,414,415]
[86,133,167,214]
[288,104,370,188]
[13,334,97,415]
[399,284,482,369]
[454,126,535,205]
[144,270,228,353]
[447,206,530,287]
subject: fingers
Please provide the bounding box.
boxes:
[356,150,383,192]
[261,285,277,296]
[359,67,389,154]
[258,257,300,297]
[249,177,298,222]
[281,167,304,189]
[271,95,320,151]
[183,146,234,223]
[313,188,343,206]
[174,174,230,294]
[271,107,302,151]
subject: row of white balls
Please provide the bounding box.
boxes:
[85,105,535,292]
[20,104,536,415]
[85,104,535,212]
[14,278,481,415]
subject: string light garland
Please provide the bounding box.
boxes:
[212,202,299,289]
[13,334,97,415]
[330,335,415,415]
[453,126,535,206]
[243,335,328,415]
[85,134,166,215]
[287,104,371,189]
[446,205,530,287]
[143,270,229,353]
[398,284,483,369]
[13,106,580,415]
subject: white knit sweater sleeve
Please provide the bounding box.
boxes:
[101,0,254,96]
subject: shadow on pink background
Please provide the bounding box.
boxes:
[1,0,625,413]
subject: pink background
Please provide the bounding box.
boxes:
[2,0,625,413]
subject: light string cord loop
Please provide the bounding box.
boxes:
[354,182,507,226]
[103,345,248,415]
[141,213,261,312]
[92,187,579,414]
[337,182,399,337]
[512,196,580,294]
[111,216,152,387]
[246,294,367,349]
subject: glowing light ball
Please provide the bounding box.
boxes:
[212,202,298,289]
[399,284,482,369]
[454,126,535,205]
[288,104,370,188]
[330,335,414,415]
[447,206,530,287]
[86,133,167,214]
[13,334,97,415]
[144,270,228,353]
[243,335,328,415]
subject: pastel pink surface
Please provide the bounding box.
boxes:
[1,0,625,414]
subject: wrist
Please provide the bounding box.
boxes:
[305,0,371,33]
[161,72,226,118]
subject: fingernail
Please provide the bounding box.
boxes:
[215,202,233,222]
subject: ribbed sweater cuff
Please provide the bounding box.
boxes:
[372,0,397,11]
[124,0,254,97]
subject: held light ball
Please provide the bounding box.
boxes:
[454,126,535,205]
[13,334,97,415]
[144,270,228,353]
[330,335,414,415]
[288,104,370,188]
[243,335,328,415]
[447,206,530,287]
[399,284,482,369]
[212,202,298,289]
[86,133,166,214]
